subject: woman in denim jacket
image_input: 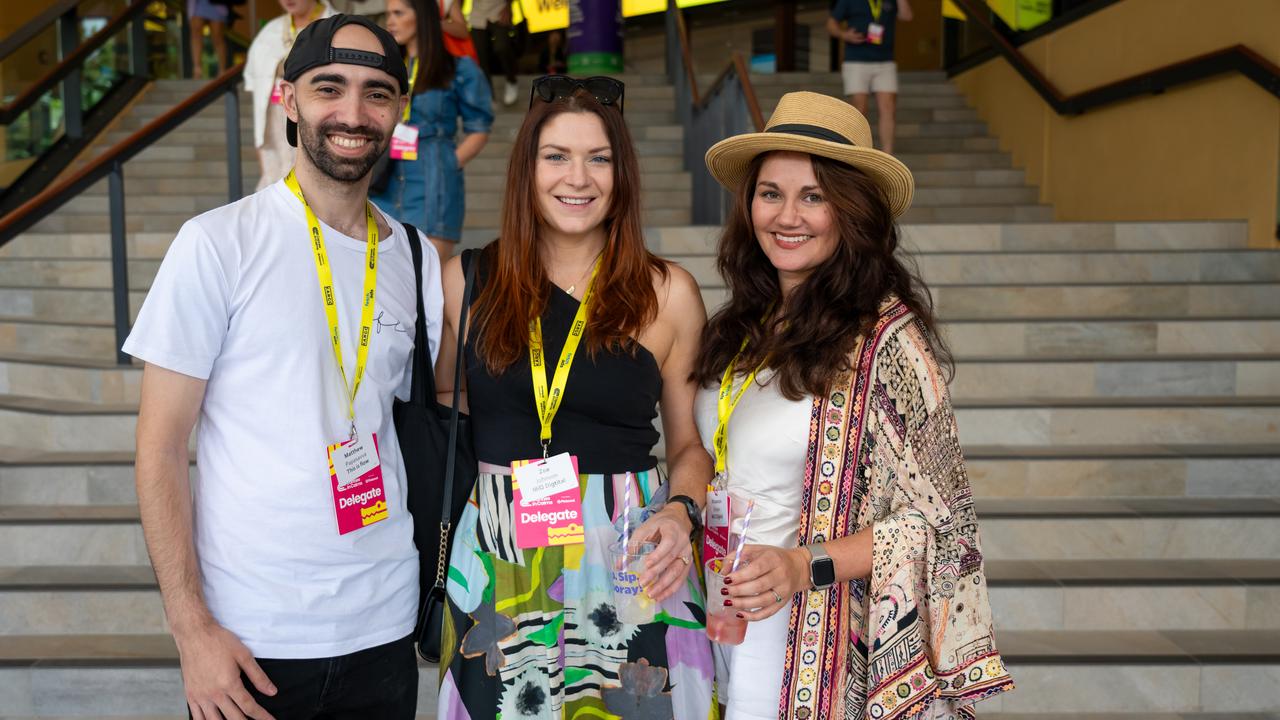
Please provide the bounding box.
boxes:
[377,0,494,261]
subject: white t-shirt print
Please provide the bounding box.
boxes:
[123,180,444,658]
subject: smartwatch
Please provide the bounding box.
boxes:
[807,543,836,590]
[666,494,703,539]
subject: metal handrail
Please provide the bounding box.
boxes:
[0,63,247,363]
[0,0,83,64]
[950,0,1280,114]
[0,0,152,125]
[665,0,765,225]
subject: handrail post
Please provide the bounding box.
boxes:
[130,11,149,76]
[225,87,243,202]
[108,161,131,365]
[181,8,194,79]
[58,6,82,140]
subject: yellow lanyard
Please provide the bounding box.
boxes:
[868,0,883,22]
[289,3,325,41]
[285,170,379,439]
[712,337,764,477]
[529,261,600,457]
[402,57,418,123]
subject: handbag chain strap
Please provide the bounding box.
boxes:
[436,251,477,588]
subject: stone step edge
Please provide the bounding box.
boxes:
[5,559,1279,591]
[6,393,1280,416]
[2,631,1278,666]
[6,498,1280,524]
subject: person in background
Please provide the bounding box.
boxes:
[374,0,492,261]
[432,76,715,719]
[696,91,1012,718]
[826,0,912,154]
[244,0,335,190]
[539,28,568,76]
[469,0,520,106]
[188,0,229,79]
[438,0,481,64]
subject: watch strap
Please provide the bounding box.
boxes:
[667,494,703,536]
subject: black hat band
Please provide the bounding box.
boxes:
[766,123,855,146]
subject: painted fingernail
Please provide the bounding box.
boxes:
[723,599,733,607]
[735,612,745,619]
[720,588,728,596]
[724,578,733,585]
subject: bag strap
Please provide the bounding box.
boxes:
[435,249,477,590]
[402,224,435,409]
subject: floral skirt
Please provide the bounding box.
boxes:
[436,464,716,719]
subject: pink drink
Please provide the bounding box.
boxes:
[704,557,748,646]
[706,610,747,645]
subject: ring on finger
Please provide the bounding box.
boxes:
[771,588,784,604]
[679,555,690,566]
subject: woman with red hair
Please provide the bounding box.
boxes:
[432,76,715,718]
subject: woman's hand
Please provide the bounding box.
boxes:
[722,545,811,621]
[631,505,695,603]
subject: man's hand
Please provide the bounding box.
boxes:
[177,620,278,720]
[631,504,695,603]
[844,28,866,44]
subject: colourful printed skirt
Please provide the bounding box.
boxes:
[436,464,716,719]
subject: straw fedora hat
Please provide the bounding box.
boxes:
[704,91,914,218]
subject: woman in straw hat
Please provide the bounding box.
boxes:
[691,91,1013,719]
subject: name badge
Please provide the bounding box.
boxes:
[702,489,732,563]
[270,78,284,105]
[328,432,388,535]
[390,123,419,161]
[512,453,584,548]
[867,22,885,44]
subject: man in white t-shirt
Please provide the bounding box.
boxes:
[125,15,442,720]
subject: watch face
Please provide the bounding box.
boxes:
[812,558,836,588]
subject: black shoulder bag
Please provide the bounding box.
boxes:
[394,228,477,663]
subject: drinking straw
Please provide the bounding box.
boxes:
[621,472,634,547]
[729,498,755,573]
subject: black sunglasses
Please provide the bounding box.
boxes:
[529,75,625,113]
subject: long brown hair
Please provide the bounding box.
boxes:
[471,89,668,374]
[693,152,952,400]
[401,0,454,91]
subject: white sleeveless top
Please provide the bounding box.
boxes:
[693,369,812,549]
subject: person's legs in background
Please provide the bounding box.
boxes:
[871,62,900,154]
[873,91,896,154]
[208,20,227,76]
[189,16,208,79]
[489,23,518,106]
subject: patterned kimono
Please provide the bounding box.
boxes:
[779,298,1014,719]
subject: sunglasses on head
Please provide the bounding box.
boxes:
[529,75,625,113]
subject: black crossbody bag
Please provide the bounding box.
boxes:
[394,228,477,662]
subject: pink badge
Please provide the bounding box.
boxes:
[328,432,388,535]
[512,456,585,548]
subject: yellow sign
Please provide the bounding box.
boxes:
[501,0,730,33]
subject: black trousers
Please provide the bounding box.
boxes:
[189,634,417,719]
[471,24,517,85]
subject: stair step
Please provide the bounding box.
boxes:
[901,204,1055,223]
[646,222,1252,254]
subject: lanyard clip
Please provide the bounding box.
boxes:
[348,421,358,443]
[541,439,550,459]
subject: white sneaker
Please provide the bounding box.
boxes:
[503,80,518,106]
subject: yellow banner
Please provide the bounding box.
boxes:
[942,0,965,20]
[511,0,729,33]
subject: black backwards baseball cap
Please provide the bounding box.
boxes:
[281,14,410,147]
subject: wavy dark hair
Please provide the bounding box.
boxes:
[692,151,952,400]
[471,88,668,374]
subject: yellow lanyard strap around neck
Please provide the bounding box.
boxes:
[529,261,601,457]
[289,3,325,41]
[402,57,419,123]
[712,337,764,477]
[868,0,883,22]
[285,170,379,438]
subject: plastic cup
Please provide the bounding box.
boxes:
[704,557,747,645]
[609,541,657,625]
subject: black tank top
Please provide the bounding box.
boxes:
[463,250,662,474]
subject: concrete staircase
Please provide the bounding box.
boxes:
[1,73,1279,717]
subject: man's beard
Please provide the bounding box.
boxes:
[298,116,386,183]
